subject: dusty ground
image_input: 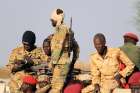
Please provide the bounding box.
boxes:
[0,68,10,79]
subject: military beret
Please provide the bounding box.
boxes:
[23,75,37,85]
[124,32,139,42]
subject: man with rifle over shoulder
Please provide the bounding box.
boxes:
[49,8,79,93]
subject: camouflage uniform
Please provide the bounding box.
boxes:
[7,46,48,93]
[120,42,140,70]
[82,48,134,93]
[35,56,52,93]
[49,24,79,93]
[9,71,28,93]
[36,74,51,93]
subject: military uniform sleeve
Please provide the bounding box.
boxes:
[9,49,17,64]
[40,53,49,62]
[82,56,100,93]
[31,48,45,65]
[7,49,17,70]
[118,49,134,77]
[51,26,68,64]
[90,56,101,86]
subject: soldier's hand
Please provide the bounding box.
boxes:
[93,84,100,93]
[24,55,33,62]
[14,59,25,65]
[12,65,23,73]
[114,73,122,81]
[24,55,34,66]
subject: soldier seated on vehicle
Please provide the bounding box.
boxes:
[42,34,53,69]
[11,56,34,74]
[8,31,48,93]
[82,33,134,93]
[31,35,53,93]
[7,31,40,71]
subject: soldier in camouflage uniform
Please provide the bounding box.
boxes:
[49,9,79,93]
[7,31,48,93]
[35,35,54,93]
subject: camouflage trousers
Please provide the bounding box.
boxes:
[49,64,70,93]
[8,71,28,93]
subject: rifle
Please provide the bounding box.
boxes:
[65,17,79,84]
[31,63,52,76]
[11,55,36,74]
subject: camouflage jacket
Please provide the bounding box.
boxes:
[51,24,79,65]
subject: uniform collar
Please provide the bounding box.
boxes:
[96,48,110,60]
[124,42,135,46]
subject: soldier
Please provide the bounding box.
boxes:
[35,35,53,93]
[42,34,54,66]
[7,31,48,93]
[49,9,79,93]
[82,33,134,93]
[120,32,140,71]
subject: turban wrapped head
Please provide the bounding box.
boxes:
[51,8,64,26]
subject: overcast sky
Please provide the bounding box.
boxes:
[0,0,139,67]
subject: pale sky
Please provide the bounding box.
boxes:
[0,0,140,67]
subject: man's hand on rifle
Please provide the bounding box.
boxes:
[24,55,34,64]
[114,73,122,86]
[114,73,122,81]
[12,59,26,73]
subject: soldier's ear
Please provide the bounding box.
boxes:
[56,9,63,15]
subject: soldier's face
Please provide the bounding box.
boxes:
[94,38,106,55]
[23,41,33,51]
[50,19,57,27]
[43,42,51,56]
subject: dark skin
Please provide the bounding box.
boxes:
[50,19,57,27]
[43,41,51,56]
[124,37,137,45]
[23,89,34,93]
[93,36,122,91]
[50,9,63,27]
[12,41,35,73]
[12,60,25,73]
[93,37,107,58]
[22,41,36,65]
[22,41,36,52]
[93,37,107,92]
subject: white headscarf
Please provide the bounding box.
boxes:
[51,9,64,26]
